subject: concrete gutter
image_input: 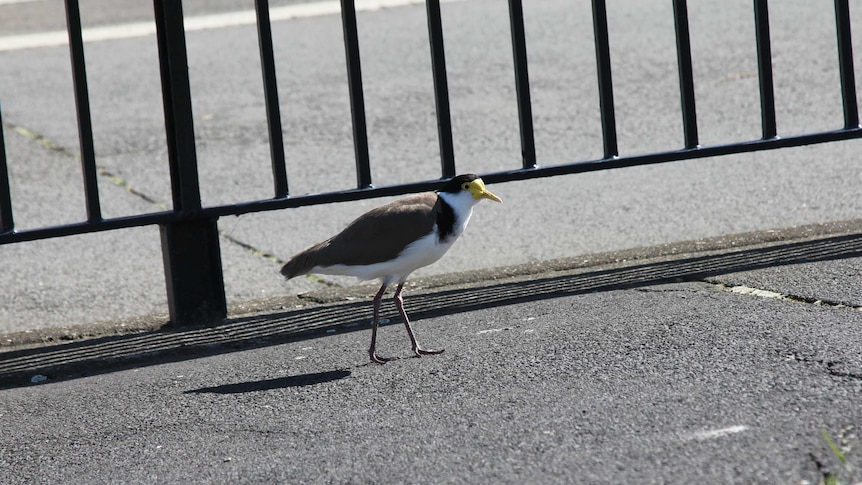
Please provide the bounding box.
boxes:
[2,218,860,353]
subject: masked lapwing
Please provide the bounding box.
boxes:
[281,174,502,364]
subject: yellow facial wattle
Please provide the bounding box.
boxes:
[467,179,502,203]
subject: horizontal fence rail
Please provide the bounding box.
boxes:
[0,0,860,325]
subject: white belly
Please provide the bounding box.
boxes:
[312,228,455,285]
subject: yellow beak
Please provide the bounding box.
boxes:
[469,179,503,203]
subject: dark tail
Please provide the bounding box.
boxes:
[280,245,321,280]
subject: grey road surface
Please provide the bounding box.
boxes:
[2,234,861,483]
[1,3,862,481]
[0,0,860,332]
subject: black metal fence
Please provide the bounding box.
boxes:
[0,0,859,326]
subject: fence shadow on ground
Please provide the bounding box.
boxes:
[1,233,861,389]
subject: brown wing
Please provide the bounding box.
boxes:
[280,192,439,278]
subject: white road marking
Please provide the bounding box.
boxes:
[0,0,43,5]
[476,327,509,335]
[686,425,749,441]
[0,0,465,52]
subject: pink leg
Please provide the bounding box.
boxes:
[369,283,390,364]
[394,283,444,357]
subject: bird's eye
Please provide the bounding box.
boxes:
[462,183,470,190]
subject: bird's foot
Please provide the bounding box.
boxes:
[414,347,445,357]
[369,350,390,365]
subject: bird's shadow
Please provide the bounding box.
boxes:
[185,369,351,394]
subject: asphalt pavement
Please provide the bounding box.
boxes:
[2,223,862,483]
[1,0,862,482]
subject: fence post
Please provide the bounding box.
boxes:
[672,0,699,149]
[507,0,537,169]
[153,0,227,325]
[0,102,13,234]
[426,0,456,178]
[65,0,102,222]
[340,0,373,189]
[160,219,226,325]
[834,0,859,129]
[592,0,618,159]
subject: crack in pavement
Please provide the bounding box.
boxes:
[5,122,301,275]
[219,230,284,265]
[824,361,862,381]
[699,279,862,382]
[7,122,168,209]
[704,279,862,312]
[218,227,344,288]
[784,351,862,382]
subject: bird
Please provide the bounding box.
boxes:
[281,174,502,364]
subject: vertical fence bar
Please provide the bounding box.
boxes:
[834,0,859,128]
[340,0,373,189]
[64,0,101,221]
[672,0,699,149]
[0,103,13,234]
[592,0,618,159]
[507,0,537,169]
[753,0,777,139]
[154,0,226,325]
[426,0,456,178]
[255,0,289,198]
[154,0,201,212]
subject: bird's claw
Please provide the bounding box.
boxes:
[414,347,445,357]
[369,351,390,365]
